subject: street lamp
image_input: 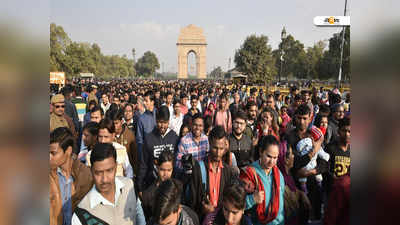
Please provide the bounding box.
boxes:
[279,27,287,83]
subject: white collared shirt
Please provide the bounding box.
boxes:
[85,142,134,179]
[71,177,125,225]
[89,176,125,208]
[169,113,183,136]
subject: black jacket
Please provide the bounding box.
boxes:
[138,128,179,192]
[228,133,254,168]
[190,157,234,218]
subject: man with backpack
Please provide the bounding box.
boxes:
[189,126,234,221]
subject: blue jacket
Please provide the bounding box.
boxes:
[136,109,156,156]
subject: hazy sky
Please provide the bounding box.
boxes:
[50,0,347,73]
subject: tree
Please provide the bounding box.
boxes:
[50,23,71,73]
[234,34,276,83]
[132,48,136,63]
[209,66,223,79]
[318,27,350,80]
[306,40,326,79]
[273,35,308,80]
[135,51,160,77]
[50,23,137,78]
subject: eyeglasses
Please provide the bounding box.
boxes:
[54,105,65,109]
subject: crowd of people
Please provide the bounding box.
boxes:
[49,78,350,225]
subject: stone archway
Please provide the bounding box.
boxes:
[177,24,207,79]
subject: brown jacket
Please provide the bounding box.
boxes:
[49,158,93,225]
[49,113,78,138]
[115,125,139,176]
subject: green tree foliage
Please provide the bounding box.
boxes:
[50,23,136,79]
[209,66,223,79]
[50,23,71,72]
[234,35,276,83]
[318,27,350,80]
[135,51,160,77]
[273,35,308,80]
[306,40,326,79]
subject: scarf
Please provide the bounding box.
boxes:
[240,164,280,224]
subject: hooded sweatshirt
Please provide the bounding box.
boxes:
[137,128,179,192]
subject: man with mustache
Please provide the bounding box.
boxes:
[71,143,145,225]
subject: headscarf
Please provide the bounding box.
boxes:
[277,140,297,192]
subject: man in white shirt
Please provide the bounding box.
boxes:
[71,143,145,225]
[85,118,134,179]
[162,91,174,117]
[100,93,111,114]
[169,100,183,135]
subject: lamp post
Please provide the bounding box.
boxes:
[279,27,287,83]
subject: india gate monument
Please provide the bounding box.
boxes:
[177,24,207,79]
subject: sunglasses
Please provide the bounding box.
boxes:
[54,105,65,109]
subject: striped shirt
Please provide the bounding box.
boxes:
[176,132,209,171]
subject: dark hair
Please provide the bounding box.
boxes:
[50,127,75,152]
[156,149,174,166]
[87,100,98,113]
[319,104,331,117]
[329,93,341,105]
[90,105,104,116]
[233,110,248,121]
[124,103,134,112]
[112,94,119,100]
[90,143,117,165]
[62,85,73,97]
[223,184,246,210]
[153,179,182,222]
[294,94,301,101]
[258,135,279,154]
[209,126,226,145]
[74,86,82,97]
[192,113,203,123]
[314,114,328,128]
[190,95,198,101]
[180,93,188,99]
[204,115,213,135]
[295,104,311,116]
[156,105,170,121]
[109,108,124,121]
[339,117,350,129]
[246,101,257,110]
[331,103,343,113]
[108,103,119,113]
[179,123,191,138]
[98,118,115,134]
[83,121,100,136]
[219,93,228,101]
[144,90,155,101]
[166,91,173,97]
[129,95,137,105]
[173,99,181,106]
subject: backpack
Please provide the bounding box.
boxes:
[183,160,208,205]
[74,207,110,225]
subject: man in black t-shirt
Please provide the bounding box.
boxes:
[326,117,350,193]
